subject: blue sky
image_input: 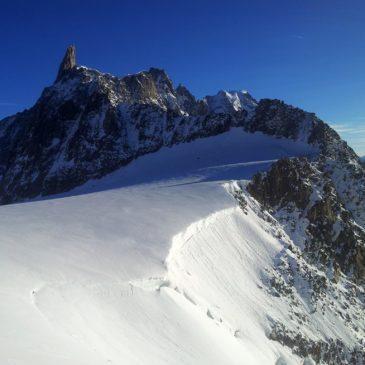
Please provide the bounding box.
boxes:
[0,0,364,155]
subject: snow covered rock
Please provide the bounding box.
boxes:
[0,46,362,207]
[246,154,365,362]
[248,156,365,280]
[204,89,257,116]
[0,47,251,204]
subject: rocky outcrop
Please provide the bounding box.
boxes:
[243,97,365,363]
[234,156,365,364]
[248,157,365,283]
[270,322,365,365]
[56,45,76,82]
[248,158,314,210]
[246,99,316,141]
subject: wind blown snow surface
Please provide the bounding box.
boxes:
[0,129,316,364]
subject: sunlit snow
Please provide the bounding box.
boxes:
[0,129,316,364]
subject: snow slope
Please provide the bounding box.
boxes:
[0,129,316,365]
[42,128,316,198]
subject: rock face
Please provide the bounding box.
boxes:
[248,157,314,210]
[246,98,313,140]
[56,45,76,82]
[247,99,365,280]
[231,172,365,364]
[245,149,365,363]
[248,157,365,282]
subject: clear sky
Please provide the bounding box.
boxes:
[1,0,364,155]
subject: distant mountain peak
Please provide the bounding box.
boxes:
[56,45,77,82]
[204,89,257,115]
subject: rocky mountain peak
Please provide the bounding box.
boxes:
[56,45,76,82]
[0,46,363,210]
[147,67,173,89]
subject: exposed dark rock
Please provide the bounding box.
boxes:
[176,84,200,115]
[360,157,365,169]
[248,158,314,210]
[232,181,365,364]
[56,45,76,82]
[248,157,365,283]
[269,322,365,365]
[245,99,313,140]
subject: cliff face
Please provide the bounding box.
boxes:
[248,157,365,282]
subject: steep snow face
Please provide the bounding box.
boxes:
[165,204,299,365]
[0,130,318,365]
[168,182,365,364]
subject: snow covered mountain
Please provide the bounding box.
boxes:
[0,45,360,206]
[0,46,253,204]
[0,46,364,364]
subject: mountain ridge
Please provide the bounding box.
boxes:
[0,46,361,205]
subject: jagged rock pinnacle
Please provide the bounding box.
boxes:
[56,45,76,82]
